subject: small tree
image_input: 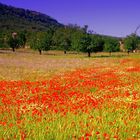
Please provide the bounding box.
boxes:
[91,35,104,53]
[124,34,139,54]
[104,38,120,56]
[18,31,27,48]
[71,30,84,52]
[61,38,71,54]
[30,32,52,55]
[8,32,19,52]
[80,33,92,57]
[52,27,71,54]
[0,34,4,49]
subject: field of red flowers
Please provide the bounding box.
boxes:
[0,55,140,140]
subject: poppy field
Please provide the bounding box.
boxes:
[0,52,140,140]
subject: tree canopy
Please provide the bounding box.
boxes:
[104,37,120,55]
[30,31,52,54]
[124,34,139,52]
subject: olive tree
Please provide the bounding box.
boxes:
[8,32,19,52]
[124,34,139,54]
[30,32,52,55]
[104,38,120,55]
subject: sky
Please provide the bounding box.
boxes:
[0,0,140,37]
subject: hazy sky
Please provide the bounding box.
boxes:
[0,0,140,37]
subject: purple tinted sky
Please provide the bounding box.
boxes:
[0,0,140,37]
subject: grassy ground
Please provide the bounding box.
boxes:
[0,49,140,140]
[0,49,131,81]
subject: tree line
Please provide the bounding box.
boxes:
[0,24,140,57]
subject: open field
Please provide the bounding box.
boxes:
[0,49,132,81]
[0,50,140,140]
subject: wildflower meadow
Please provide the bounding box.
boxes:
[0,52,140,140]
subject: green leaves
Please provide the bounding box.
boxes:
[52,27,71,53]
[104,37,120,53]
[91,35,104,53]
[80,34,104,57]
[124,34,139,52]
[30,32,52,54]
[80,34,91,52]
[90,87,98,93]
[7,34,19,52]
[18,31,27,48]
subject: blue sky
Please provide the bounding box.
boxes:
[0,0,140,37]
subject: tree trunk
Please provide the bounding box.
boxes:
[88,51,91,57]
[127,50,130,55]
[12,47,15,52]
[64,50,66,54]
[109,51,111,56]
[38,49,42,55]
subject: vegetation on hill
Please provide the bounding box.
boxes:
[0,3,62,32]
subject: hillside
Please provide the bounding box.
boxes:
[0,3,63,32]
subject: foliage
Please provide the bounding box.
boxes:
[2,3,140,55]
[71,29,84,52]
[104,37,120,53]
[0,32,10,48]
[30,31,52,54]
[52,27,71,53]
[18,31,27,48]
[124,34,140,52]
[7,34,19,51]
[90,35,104,53]
[80,33,92,57]
[0,3,62,32]
[0,3,127,55]
[0,33,4,48]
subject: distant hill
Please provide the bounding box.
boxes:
[0,3,63,32]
